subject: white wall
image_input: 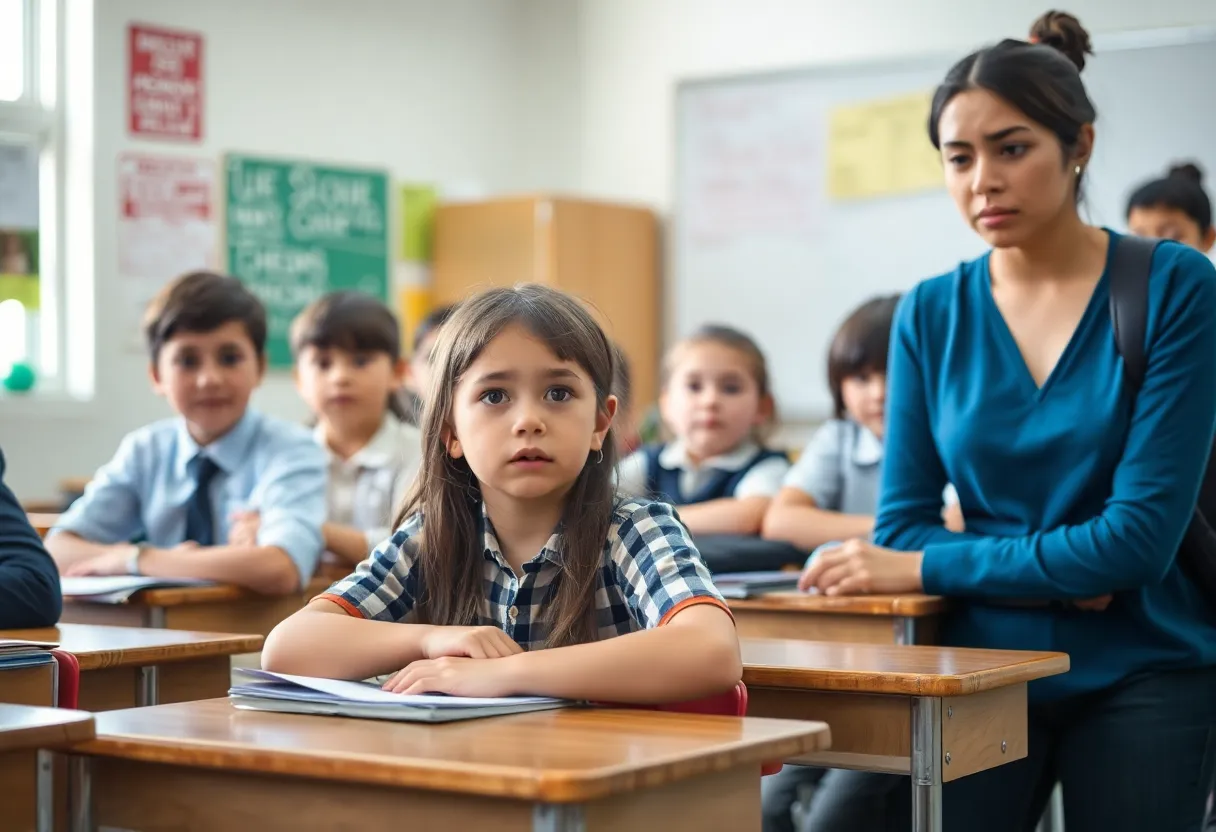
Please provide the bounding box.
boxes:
[1,0,582,497]
[575,0,1216,209]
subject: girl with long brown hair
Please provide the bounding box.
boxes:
[263,284,741,703]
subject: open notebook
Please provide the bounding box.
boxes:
[0,638,58,670]
[229,668,573,723]
[712,570,802,599]
[60,576,215,604]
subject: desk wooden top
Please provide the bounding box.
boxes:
[25,512,59,536]
[729,592,946,617]
[0,705,94,753]
[78,698,830,802]
[741,638,1069,696]
[62,576,331,608]
[0,624,263,671]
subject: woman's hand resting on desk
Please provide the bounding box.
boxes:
[797,538,923,596]
[382,656,521,697]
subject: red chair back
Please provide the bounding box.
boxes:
[49,649,80,709]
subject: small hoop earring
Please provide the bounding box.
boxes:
[592,448,604,465]
[1075,165,1083,175]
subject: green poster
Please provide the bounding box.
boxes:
[225,154,390,367]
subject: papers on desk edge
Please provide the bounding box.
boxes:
[228,668,573,724]
[0,638,58,669]
[60,575,215,604]
[712,570,802,599]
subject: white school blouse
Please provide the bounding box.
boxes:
[314,415,424,554]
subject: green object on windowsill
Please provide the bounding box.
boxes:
[2,361,36,392]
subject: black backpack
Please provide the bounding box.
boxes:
[1109,235,1216,607]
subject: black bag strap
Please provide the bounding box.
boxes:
[1108,235,1160,393]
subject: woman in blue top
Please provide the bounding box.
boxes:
[802,11,1216,832]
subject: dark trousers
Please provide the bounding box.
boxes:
[874,666,1216,832]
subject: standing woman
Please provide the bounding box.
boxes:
[801,11,1216,832]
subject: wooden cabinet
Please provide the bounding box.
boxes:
[431,196,660,409]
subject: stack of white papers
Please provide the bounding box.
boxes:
[0,638,57,669]
[713,570,802,599]
[60,576,215,604]
[229,668,572,723]
[0,638,57,654]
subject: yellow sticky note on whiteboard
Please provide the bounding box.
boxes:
[827,91,943,200]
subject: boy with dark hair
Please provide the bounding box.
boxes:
[0,447,62,627]
[47,271,326,595]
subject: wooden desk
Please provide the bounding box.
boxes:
[0,705,94,832]
[729,592,947,645]
[741,638,1068,832]
[61,577,329,638]
[25,511,61,537]
[1,624,263,709]
[66,699,830,832]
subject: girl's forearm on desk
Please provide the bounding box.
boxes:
[262,600,432,678]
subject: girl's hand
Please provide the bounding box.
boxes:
[420,625,524,660]
[798,538,924,596]
[381,656,520,697]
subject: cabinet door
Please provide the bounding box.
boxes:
[431,199,544,305]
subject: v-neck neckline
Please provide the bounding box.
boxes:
[980,231,1114,401]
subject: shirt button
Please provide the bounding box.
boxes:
[508,605,519,621]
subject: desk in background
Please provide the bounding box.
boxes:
[66,700,830,832]
[0,705,94,832]
[61,577,329,638]
[729,592,946,644]
[1,624,262,709]
[741,638,1068,832]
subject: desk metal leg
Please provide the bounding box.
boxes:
[146,607,167,629]
[68,755,93,832]
[139,665,160,706]
[532,804,586,831]
[894,616,916,645]
[36,750,53,832]
[911,696,943,832]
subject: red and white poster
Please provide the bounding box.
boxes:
[118,153,217,341]
[128,24,204,140]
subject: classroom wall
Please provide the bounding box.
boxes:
[1,0,583,497]
[575,0,1216,208]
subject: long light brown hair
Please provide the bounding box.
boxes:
[393,284,619,648]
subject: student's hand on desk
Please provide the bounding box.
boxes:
[381,656,519,697]
[420,625,524,660]
[228,510,260,547]
[798,538,923,596]
[62,542,196,576]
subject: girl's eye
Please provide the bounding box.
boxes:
[721,382,743,395]
[947,154,970,168]
[546,387,572,403]
[1001,143,1028,158]
[480,389,508,406]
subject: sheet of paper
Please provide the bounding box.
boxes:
[827,91,943,200]
[234,669,563,708]
[60,576,213,597]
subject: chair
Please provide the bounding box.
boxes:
[49,649,80,709]
[608,682,783,776]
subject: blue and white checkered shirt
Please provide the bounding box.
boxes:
[318,498,729,649]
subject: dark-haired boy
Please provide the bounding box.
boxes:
[47,272,326,595]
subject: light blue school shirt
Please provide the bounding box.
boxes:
[52,409,327,586]
[875,233,1216,701]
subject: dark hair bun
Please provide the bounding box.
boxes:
[1168,162,1204,185]
[1029,11,1093,71]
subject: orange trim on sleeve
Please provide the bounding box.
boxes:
[314,593,366,619]
[659,595,734,627]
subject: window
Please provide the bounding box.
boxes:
[0,0,65,395]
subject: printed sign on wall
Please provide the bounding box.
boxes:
[128,24,204,141]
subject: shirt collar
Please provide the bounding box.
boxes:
[175,409,261,478]
[479,502,564,569]
[658,439,762,472]
[851,423,884,467]
[314,414,399,468]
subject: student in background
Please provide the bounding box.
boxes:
[398,304,456,425]
[232,293,423,568]
[800,12,1216,830]
[762,295,899,553]
[1126,162,1215,254]
[610,342,642,456]
[46,272,327,595]
[263,284,741,704]
[0,447,61,628]
[617,325,789,536]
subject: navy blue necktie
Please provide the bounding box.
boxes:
[184,455,220,546]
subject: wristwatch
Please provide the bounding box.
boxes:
[125,543,146,576]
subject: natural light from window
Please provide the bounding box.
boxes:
[0,0,24,102]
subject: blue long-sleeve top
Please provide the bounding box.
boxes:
[0,448,62,628]
[875,233,1216,700]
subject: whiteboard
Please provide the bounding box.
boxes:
[673,26,1216,418]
